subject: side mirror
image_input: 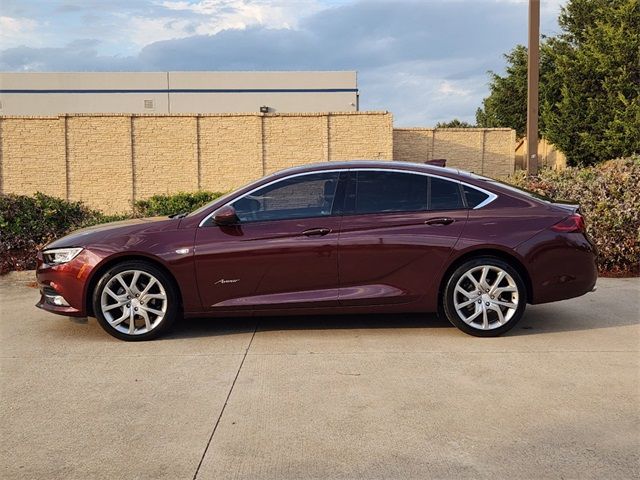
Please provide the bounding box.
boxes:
[213,205,240,226]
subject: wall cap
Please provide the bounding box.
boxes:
[394,127,514,132]
[0,111,390,120]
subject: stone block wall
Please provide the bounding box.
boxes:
[393,128,515,177]
[0,112,393,213]
[0,113,515,214]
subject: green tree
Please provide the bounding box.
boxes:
[477,0,640,165]
[435,118,475,128]
[475,44,556,138]
[475,45,529,136]
[542,0,640,165]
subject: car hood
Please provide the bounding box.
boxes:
[44,216,180,250]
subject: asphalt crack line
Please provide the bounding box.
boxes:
[192,319,259,480]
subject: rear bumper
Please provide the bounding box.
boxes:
[516,230,598,304]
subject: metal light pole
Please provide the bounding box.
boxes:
[526,0,540,174]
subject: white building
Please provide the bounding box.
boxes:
[0,71,358,115]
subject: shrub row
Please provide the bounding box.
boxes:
[0,191,223,274]
[505,156,640,277]
[133,191,224,217]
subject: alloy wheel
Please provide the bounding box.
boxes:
[453,265,519,330]
[100,270,168,335]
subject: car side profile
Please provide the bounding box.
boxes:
[36,161,597,340]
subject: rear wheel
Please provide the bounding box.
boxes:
[93,261,178,341]
[443,257,527,337]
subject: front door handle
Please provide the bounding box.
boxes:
[424,217,454,226]
[302,227,332,237]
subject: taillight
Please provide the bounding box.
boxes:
[551,213,585,233]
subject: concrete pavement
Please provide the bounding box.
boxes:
[1,272,638,479]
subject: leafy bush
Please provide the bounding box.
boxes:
[506,156,640,276]
[0,193,104,273]
[133,191,224,217]
[0,190,223,274]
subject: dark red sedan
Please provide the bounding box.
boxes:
[36,161,597,340]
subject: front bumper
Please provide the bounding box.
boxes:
[35,250,100,317]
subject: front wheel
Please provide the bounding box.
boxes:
[93,261,179,341]
[443,257,527,337]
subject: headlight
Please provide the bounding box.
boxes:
[42,247,83,265]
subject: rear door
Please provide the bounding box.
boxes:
[337,170,468,306]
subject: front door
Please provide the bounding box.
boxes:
[194,171,344,311]
[337,170,468,306]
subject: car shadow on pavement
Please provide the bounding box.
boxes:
[166,312,450,340]
[164,304,638,340]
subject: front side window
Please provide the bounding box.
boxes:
[231,172,340,222]
[354,171,428,214]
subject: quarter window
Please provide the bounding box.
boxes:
[354,171,428,214]
[462,185,490,208]
[429,177,464,210]
[231,172,340,222]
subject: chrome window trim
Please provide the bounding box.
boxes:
[199,167,498,227]
[471,189,498,209]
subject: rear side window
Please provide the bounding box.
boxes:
[463,185,490,208]
[429,177,464,210]
[355,171,428,214]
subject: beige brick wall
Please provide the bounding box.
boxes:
[263,114,328,174]
[483,129,517,178]
[67,116,132,212]
[392,129,434,163]
[393,128,515,177]
[0,113,515,214]
[329,112,393,161]
[133,116,199,200]
[199,115,263,193]
[0,117,66,198]
[0,112,393,213]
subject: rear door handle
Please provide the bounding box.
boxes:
[424,217,454,226]
[302,227,332,237]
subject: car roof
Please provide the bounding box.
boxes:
[269,160,462,178]
[268,161,542,205]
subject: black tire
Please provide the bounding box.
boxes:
[92,261,179,341]
[443,256,527,337]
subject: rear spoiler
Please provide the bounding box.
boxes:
[424,159,446,167]
[550,200,580,215]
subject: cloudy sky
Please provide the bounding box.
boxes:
[0,0,565,125]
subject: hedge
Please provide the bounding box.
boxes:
[505,156,639,277]
[133,191,224,217]
[0,191,223,274]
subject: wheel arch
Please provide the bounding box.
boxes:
[85,254,184,317]
[437,248,533,312]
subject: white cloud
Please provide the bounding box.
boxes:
[123,0,321,47]
[0,16,39,48]
[438,81,471,97]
